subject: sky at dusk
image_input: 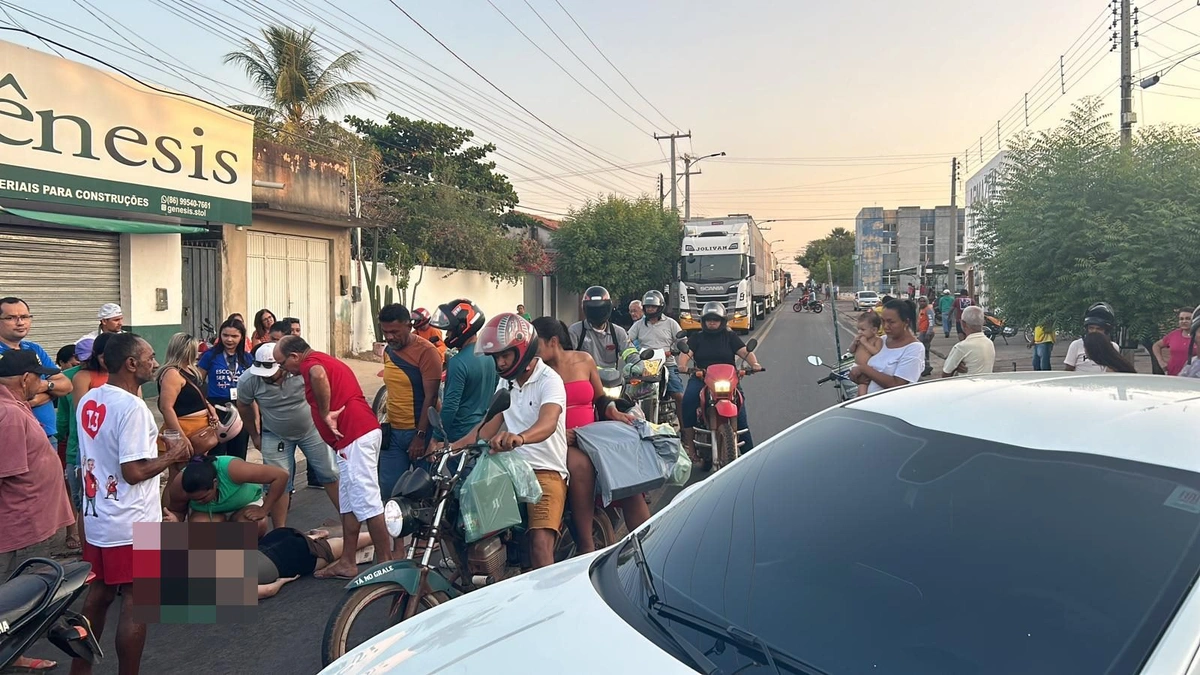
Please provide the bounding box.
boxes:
[3,0,1200,271]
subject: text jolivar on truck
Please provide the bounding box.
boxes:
[673,215,774,334]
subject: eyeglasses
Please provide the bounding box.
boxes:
[253,360,276,368]
[0,314,32,322]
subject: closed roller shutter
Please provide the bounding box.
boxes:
[0,225,121,352]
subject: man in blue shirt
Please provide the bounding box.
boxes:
[430,299,496,444]
[0,297,73,443]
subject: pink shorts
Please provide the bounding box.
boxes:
[82,543,134,586]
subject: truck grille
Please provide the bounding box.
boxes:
[686,291,738,314]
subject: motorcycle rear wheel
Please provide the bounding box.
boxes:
[812,303,824,313]
[322,585,448,666]
[792,302,803,312]
[556,508,617,562]
[371,386,388,425]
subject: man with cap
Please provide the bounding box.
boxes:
[0,349,76,674]
[0,297,73,449]
[82,303,124,340]
[237,342,340,526]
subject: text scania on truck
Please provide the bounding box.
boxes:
[673,215,774,334]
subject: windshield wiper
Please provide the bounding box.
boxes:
[628,536,828,675]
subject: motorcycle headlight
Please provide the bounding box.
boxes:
[680,312,693,321]
[603,386,623,399]
[713,380,732,394]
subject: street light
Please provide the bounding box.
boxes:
[683,151,725,220]
[1140,46,1200,89]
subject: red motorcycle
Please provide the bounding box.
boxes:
[676,336,763,472]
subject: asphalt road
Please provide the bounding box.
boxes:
[53,294,847,675]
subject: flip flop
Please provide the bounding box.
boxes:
[313,568,357,581]
[2,657,58,673]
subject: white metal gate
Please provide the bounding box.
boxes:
[0,225,120,351]
[246,232,330,353]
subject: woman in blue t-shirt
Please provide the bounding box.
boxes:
[198,317,252,459]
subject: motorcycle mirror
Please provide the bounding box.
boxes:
[599,368,623,388]
[674,339,691,354]
[745,338,759,353]
[639,348,655,360]
[675,330,688,339]
[483,390,511,423]
[807,355,824,367]
[427,406,444,433]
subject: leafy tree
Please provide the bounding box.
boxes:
[346,114,518,209]
[552,196,681,301]
[795,227,855,285]
[975,97,1200,341]
[224,26,376,138]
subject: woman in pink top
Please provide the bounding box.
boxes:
[1152,308,1194,376]
[532,318,648,554]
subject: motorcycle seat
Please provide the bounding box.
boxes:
[0,562,91,633]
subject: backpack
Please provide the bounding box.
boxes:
[571,321,626,362]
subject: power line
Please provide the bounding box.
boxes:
[551,0,679,131]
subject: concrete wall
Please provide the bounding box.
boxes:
[252,141,351,217]
[351,265,526,353]
[120,233,183,395]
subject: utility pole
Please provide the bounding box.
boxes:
[654,131,690,214]
[947,157,959,291]
[1120,0,1135,148]
[658,173,665,206]
[681,155,702,220]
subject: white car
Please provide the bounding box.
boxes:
[321,373,1200,675]
[853,290,880,311]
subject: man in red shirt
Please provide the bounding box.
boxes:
[275,336,389,579]
[0,349,75,673]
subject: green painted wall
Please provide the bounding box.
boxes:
[129,323,181,399]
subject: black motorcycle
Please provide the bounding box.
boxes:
[1,558,103,670]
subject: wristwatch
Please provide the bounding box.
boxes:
[416,429,427,439]
[46,379,55,394]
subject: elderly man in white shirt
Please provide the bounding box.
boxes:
[942,306,996,377]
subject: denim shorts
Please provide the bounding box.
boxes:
[259,427,340,492]
[65,462,83,510]
[665,366,684,394]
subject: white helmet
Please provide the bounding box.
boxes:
[214,403,243,441]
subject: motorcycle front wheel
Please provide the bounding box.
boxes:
[717,422,737,468]
[321,585,449,666]
[792,302,803,312]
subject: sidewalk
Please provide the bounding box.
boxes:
[831,302,1150,378]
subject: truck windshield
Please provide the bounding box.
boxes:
[681,254,745,282]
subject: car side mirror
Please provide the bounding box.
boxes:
[807,355,823,367]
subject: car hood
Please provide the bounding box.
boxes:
[319,551,693,674]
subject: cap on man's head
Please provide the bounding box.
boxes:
[98,303,123,320]
[247,343,280,377]
[0,350,60,377]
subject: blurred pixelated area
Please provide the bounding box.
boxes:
[131,522,257,624]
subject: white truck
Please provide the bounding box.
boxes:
[674,214,774,334]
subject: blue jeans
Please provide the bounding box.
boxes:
[681,376,754,451]
[379,427,420,502]
[1032,343,1053,371]
[665,365,684,394]
[66,462,82,510]
[942,312,952,337]
[260,427,340,492]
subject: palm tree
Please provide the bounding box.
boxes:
[224,25,376,138]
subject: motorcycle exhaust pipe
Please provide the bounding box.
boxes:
[471,575,494,586]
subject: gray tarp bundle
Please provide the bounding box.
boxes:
[574,420,688,506]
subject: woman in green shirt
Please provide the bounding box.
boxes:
[164,455,289,538]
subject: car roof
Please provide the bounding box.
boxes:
[846,372,1200,473]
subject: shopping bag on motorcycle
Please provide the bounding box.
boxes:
[575,421,668,506]
[634,420,691,487]
[458,452,523,543]
[490,452,543,504]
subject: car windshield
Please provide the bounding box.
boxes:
[859,291,878,298]
[681,254,745,283]
[604,408,1200,675]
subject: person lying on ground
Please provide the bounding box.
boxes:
[255,527,375,599]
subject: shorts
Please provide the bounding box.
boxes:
[0,536,59,580]
[665,366,684,395]
[527,471,567,532]
[336,428,384,522]
[82,542,134,586]
[254,527,335,584]
[66,462,83,511]
[260,428,340,492]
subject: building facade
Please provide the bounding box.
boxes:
[854,206,965,294]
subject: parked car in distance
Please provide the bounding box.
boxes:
[853,290,880,311]
[319,373,1200,675]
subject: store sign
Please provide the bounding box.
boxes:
[0,40,253,225]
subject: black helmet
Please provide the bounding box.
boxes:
[582,286,612,328]
[700,301,727,333]
[642,290,665,320]
[1083,302,1115,332]
[431,299,485,349]
[1192,303,1200,336]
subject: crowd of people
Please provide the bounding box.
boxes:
[0,283,768,674]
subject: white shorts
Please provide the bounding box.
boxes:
[336,428,384,522]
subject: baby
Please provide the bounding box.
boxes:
[851,311,883,396]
